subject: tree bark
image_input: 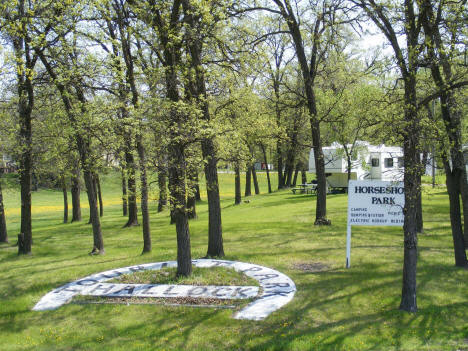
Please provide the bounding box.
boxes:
[17,103,33,253]
[416,178,423,233]
[14,21,34,254]
[235,162,241,205]
[201,139,224,257]
[301,166,307,185]
[124,147,138,227]
[261,144,272,193]
[195,174,201,201]
[157,162,167,213]
[83,167,104,254]
[121,167,128,216]
[137,135,151,254]
[61,175,68,224]
[252,165,260,195]
[96,174,103,217]
[399,74,421,313]
[186,164,198,220]
[71,165,82,222]
[284,163,293,188]
[461,176,468,249]
[245,166,252,197]
[399,107,420,312]
[443,157,468,266]
[0,177,8,243]
[277,145,285,189]
[168,140,192,276]
[88,174,98,224]
[292,163,300,187]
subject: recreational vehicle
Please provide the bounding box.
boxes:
[309,142,405,189]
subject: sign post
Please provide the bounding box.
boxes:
[346,180,405,268]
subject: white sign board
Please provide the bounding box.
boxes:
[346,180,405,268]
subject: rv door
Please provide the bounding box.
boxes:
[370,153,381,179]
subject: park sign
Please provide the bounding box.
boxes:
[346,180,405,268]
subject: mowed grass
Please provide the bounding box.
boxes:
[0,170,467,351]
[112,266,259,286]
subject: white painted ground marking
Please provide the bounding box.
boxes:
[33,259,296,320]
[81,283,259,299]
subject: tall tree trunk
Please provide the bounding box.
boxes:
[274,73,284,190]
[186,164,198,220]
[292,163,300,187]
[245,166,252,197]
[461,175,468,249]
[61,175,68,224]
[285,132,298,188]
[14,23,34,254]
[201,140,224,257]
[82,167,104,254]
[261,144,272,193]
[168,141,192,276]
[37,50,104,254]
[285,162,294,188]
[0,177,8,243]
[96,174,103,217]
[121,167,128,216]
[420,0,468,253]
[31,172,38,191]
[181,1,223,257]
[277,145,285,189]
[195,174,201,202]
[124,147,138,227]
[252,165,260,195]
[18,84,33,255]
[88,174,98,224]
[301,166,307,185]
[137,135,151,254]
[158,162,167,213]
[275,1,329,224]
[443,157,468,266]
[235,162,241,205]
[71,165,82,222]
[416,177,423,233]
[399,78,420,313]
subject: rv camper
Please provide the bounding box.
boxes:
[309,142,405,189]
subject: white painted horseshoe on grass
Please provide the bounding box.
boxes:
[33,259,296,320]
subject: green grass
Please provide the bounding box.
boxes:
[111,266,259,286]
[0,170,467,350]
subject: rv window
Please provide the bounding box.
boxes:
[371,158,379,167]
[398,157,404,167]
[384,158,394,168]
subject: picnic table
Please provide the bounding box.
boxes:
[291,183,317,194]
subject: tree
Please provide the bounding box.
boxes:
[181,0,227,257]
[420,0,468,265]
[353,0,428,312]
[257,0,353,225]
[37,17,106,254]
[103,0,151,251]
[0,174,7,243]
[129,0,192,276]
[0,0,55,254]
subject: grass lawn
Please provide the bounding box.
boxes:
[0,171,467,351]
